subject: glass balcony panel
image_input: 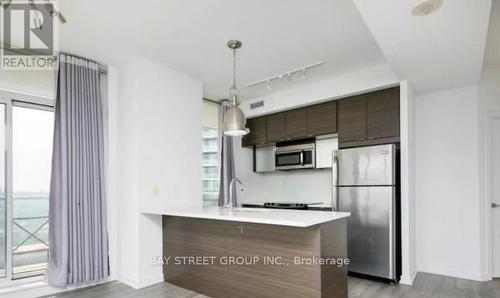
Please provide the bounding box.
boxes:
[12,106,53,278]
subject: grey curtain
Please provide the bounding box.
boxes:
[218,101,237,207]
[47,54,109,287]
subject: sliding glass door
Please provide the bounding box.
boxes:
[12,104,53,278]
[0,95,54,282]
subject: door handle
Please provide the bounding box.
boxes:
[492,202,500,208]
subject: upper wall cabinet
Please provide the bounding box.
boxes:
[285,108,307,140]
[337,95,367,143]
[241,87,400,148]
[266,113,286,143]
[306,101,337,136]
[242,116,267,147]
[366,87,400,139]
[338,87,400,148]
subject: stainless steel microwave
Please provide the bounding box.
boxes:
[275,143,315,170]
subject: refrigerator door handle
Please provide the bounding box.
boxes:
[332,151,339,211]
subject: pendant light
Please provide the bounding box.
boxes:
[223,40,249,137]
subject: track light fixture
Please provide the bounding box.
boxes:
[0,0,11,9]
[43,0,67,24]
[284,74,292,83]
[247,61,323,89]
[266,80,272,91]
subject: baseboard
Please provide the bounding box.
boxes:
[118,272,164,289]
[417,269,485,282]
[479,272,491,282]
[400,269,418,285]
[137,272,164,288]
[0,277,114,298]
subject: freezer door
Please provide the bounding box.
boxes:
[338,186,396,280]
[336,144,395,186]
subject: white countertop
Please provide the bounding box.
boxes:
[242,202,333,209]
[144,207,350,227]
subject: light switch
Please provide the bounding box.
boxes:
[152,185,160,196]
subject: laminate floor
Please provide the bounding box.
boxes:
[46,273,500,298]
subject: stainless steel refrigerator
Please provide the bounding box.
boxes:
[332,144,400,281]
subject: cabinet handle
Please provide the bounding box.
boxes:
[367,137,376,140]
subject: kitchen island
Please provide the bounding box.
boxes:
[155,207,350,298]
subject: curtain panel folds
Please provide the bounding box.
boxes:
[47,54,109,287]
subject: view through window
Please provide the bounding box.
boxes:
[12,105,54,278]
[0,104,5,278]
[202,101,220,207]
[0,97,54,282]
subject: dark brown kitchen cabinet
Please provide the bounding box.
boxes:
[366,87,400,139]
[306,101,337,136]
[285,108,307,140]
[242,116,267,147]
[242,87,400,148]
[266,113,286,143]
[337,95,367,143]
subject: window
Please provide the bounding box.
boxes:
[12,104,53,278]
[0,104,6,278]
[202,101,220,207]
[0,94,54,282]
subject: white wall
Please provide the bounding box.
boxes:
[479,65,500,113]
[0,69,54,98]
[415,85,482,280]
[399,81,417,284]
[242,63,398,117]
[108,55,202,289]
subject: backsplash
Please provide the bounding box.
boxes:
[233,141,332,206]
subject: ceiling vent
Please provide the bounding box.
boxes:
[250,101,264,109]
[412,0,443,16]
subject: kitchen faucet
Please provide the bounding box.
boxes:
[226,178,243,208]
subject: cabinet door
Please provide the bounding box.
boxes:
[285,108,307,140]
[266,113,286,143]
[306,101,337,136]
[366,87,400,139]
[242,117,267,147]
[337,95,367,143]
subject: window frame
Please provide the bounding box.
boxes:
[0,89,54,284]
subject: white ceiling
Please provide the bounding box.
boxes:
[353,0,492,94]
[58,0,387,101]
[485,0,500,65]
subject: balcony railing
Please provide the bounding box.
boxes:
[12,216,49,277]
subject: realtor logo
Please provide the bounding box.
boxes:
[1,1,58,70]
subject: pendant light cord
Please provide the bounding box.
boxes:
[233,48,237,88]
